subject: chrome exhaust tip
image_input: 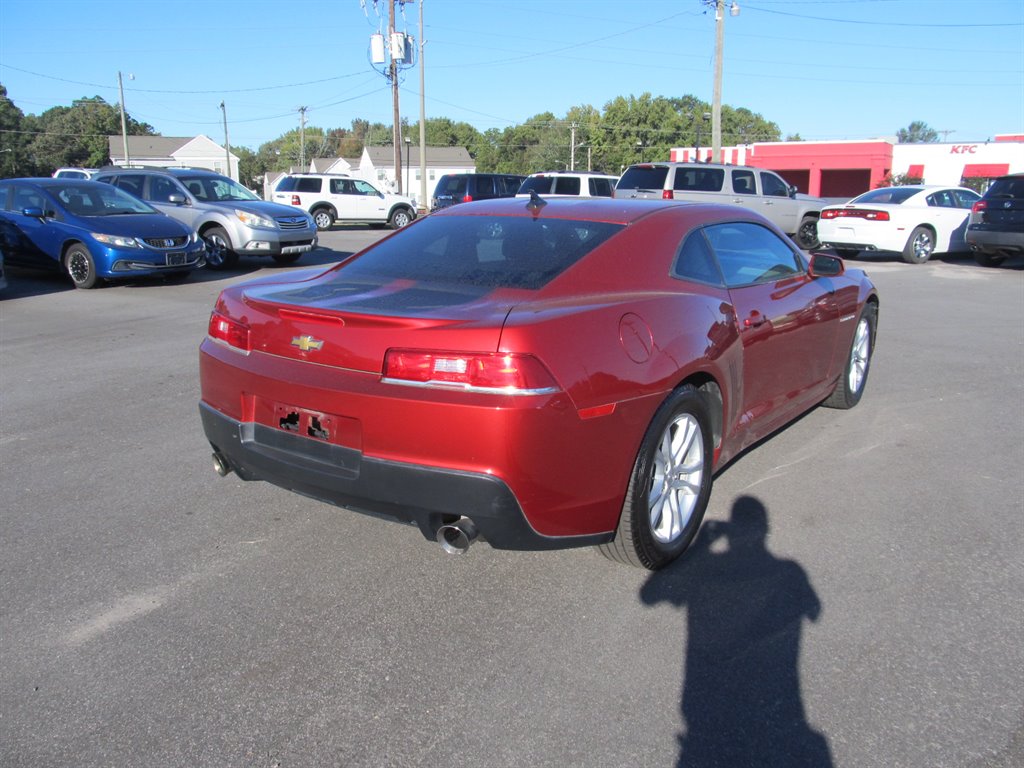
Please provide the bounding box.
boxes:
[212,452,232,477]
[436,518,479,555]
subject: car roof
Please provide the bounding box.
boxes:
[429,195,761,226]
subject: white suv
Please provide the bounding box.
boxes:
[273,174,417,231]
[516,171,618,198]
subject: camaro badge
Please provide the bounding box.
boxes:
[291,335,324,352]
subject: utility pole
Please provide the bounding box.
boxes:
[298,106,307,170]
[710,1,738,164]
[570,122,577,171]
[117,71,132,167]
[419,0,427,210]
[220,101,232,179]
[389,0,403,193]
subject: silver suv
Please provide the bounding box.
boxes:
[94,168,317,269]
[272,174,416,231]
[614,162,822,249]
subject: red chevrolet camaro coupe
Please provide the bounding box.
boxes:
[199,197,878,569]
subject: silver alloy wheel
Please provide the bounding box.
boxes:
[649,413,705,543]
[67,250,91,284]
[911,230,933,260]
[848,315,871,394]
[313,210,333,230]
[391,209,411,228]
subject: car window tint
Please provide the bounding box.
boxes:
[673,230,725,286]
[674,168,724,192]
[113,175,145,198]
[851,187,919,205]
[0,183,10,210]
[499,177,523,195]
[327,215,624,293]
[329,178,347,194]
[149,176,180,203]
[731,170,756,195]
[704,222,803,287]
[618,166,669,191]
[984,177,1024,199]
[951,189,980,208]
[12,186,44,213]
[760,172,790,197]
[554,177,581,195]
[590,178,614,197]
[926,190,955,208]
[519,177,551,195]
[295,178,322,193]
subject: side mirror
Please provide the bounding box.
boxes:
[808,252,844,277]
[23,206,45,219]
[168,194,186,205]
[788,184,799,199]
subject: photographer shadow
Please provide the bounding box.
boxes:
[640,495,833,767]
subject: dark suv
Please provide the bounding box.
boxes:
[431,173,525,211]
[966,173,1024,267]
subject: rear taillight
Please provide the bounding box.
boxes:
[662,189,674,200]
[290,195,301,206]
[383,350,559,394]
[461,195,473,203]
[208,310,251,353]
[820,208,890,222]
[971,200,988,213]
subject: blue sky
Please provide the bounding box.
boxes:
[1,0,1021,151]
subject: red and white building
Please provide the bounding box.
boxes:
[671,134,1024,198]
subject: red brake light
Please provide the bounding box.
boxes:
[290,194,301,206]
[384,350,559,393]
[662,189,674,200]
[462,194,473,203]
[972,200,988,213]
[208,310,251,353]
[820,208,889,222]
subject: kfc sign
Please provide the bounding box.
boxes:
[950,145,978,154]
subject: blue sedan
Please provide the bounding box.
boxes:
[0,178,206,288]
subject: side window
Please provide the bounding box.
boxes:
[295,178,322,193]
[951,189,980,208]
[673,230,725,286]
[731,169,756,195]
[554,177,581,195]
[353,180,380,196]
[704,222,803,287]
[115,174,146,198]
[12,186,45,213]
[760,172,790,197]
[148,176,180,203]
[329,178,347,194]
[674,168,724,192]
[498,176,520,196]
[589,178,613,197]
[0,183,10,210]
[926,190,955,208]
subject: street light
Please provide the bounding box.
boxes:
[117,71,134,167]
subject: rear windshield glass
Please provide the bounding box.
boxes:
[617,166,669,191]
[850,187,919,205]
[434,176,466,197]
[328,214,624,291]
[984,176,1024,200]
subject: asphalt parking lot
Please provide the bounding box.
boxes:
[1,231,1022,767]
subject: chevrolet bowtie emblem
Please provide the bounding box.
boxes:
[291,335,324,352]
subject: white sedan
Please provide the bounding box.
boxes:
[818,185,981,263]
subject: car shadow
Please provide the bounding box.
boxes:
[640,495,833,768]
[829,248,1024,270]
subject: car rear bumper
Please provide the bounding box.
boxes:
[966,225,1024,254]
[199,401,612,551]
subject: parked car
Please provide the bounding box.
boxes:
[272,173,416,231]
[430,173,525,211]
[516,171,619,198]
[818,185,981,264]
[0,247,7,292]
[0,178,206,288]
[965,173,1024,267]
[52,168,99,180]
[614,162,823,249]
[93,168,316,270]
[199,197,878,570]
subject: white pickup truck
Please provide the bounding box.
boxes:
[614,161,822,249]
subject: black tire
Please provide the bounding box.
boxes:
[312,208,334,231]
[835,248,859,260]
[64,244,100,289]
[598,385,714,570]
[973,251,1006,268]
[902,226,935,264]
[203,226,239,270]
[271,252,302,265]
[823,303,876,410]
[389,207,413,229]
[795,216,820,250]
